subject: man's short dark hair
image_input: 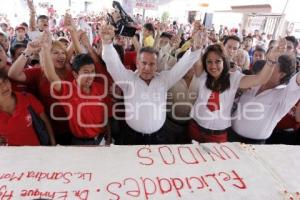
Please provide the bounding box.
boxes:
[285,36,299,49]
[20,22,29,28]
[244,35,253,41]
[223,35,241,46]
[253,46,266,54]
[143,23,155,34]
[278,54,296,84]
[71,54,94,73]
[138,47,159,58]
[10,43,27,57]
[160,32,172,40]
[37,15,49,21]
[252,60,266,74]
[0,23,7,28]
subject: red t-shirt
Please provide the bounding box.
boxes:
[54,80,112,138]
[0,92,43,146]
[24,67,73,134]
[124,51,137,71]
[276,101,300,130]
[94,62,113,88]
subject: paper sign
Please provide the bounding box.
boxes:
[0,143,299,199]
[135,0,159,10]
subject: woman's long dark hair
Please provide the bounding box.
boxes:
[202,44,230,92]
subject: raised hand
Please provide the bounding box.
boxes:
[192,30,208,51]
[80,32,90,48]
[27,0,35,11]
[191,20,203,36]
[64,13,76,32]
[99,25,115,44]
[25,40,42,54]
[39,31,52,49]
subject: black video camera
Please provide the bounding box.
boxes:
[107,1,137,37]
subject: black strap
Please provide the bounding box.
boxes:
[27,105,50,145]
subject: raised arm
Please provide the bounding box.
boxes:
[163,30,207,89]
[239,38,287,89]
[100,25,133,83]
[39,31,62,92]
[64,13,83,55]
[80,32,100,64]
[27,0,36,31]
[8,41,41,82]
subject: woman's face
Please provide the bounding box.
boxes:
[51,47,66,69]
[206,51,224,79]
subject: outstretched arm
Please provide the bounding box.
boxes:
[100,25,133,83]
[164,30,207,89]
[39,31,62,92]
[27,0,36,31]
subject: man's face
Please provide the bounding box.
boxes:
[224,39,239,60]
[142,28,151,38]
[137,52,157,82]
[37,18,49,31]
[253,51,265,64]
[244,38,253,48]
[16,29,26,40]
[159,37,170,48]
[75,64,95,89]
[268,64,285,86]
[286,40,295,53]
[0,24,7,32]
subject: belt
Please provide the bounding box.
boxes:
[167,115,189,126]
[193,120,228,135]
[127,124,163,138]
[73,133,105,141]
[282,128,296,132]
[229,128,265,144]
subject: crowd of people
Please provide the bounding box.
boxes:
[0,0,299,146]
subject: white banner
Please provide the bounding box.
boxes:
[0,143,300,199]
[135,0,159,10]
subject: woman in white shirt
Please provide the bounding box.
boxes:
[188,43,280,143]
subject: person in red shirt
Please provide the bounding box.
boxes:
[267,101,300,145]
[0,69,55,146]
[8,40,74,145]
[40,31,111,145]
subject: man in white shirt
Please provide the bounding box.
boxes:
[231,50,300,144]
[100,24,204,145]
